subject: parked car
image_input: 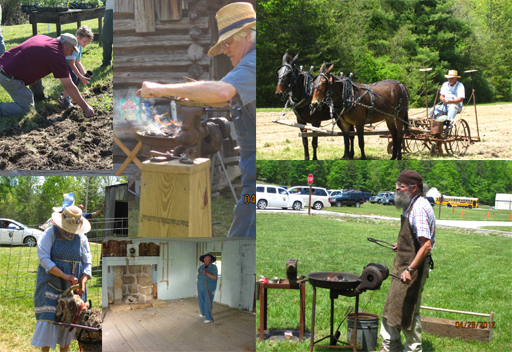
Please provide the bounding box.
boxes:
[0,219,43,247]
[287,186,331,210]
[332,192,365,207]
[426,196,436,207]
[381,194,395,206]
[361,192,372,202]
[328,190,343,198]
[370,192,393,204]
[256,185,305,210]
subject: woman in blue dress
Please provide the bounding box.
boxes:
[197,253,218,323]
[31,205,92,352]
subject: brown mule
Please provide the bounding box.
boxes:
[311,63,409,160]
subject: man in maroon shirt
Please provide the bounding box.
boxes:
[0,34,94,117]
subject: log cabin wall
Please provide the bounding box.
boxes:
[113,0,255,164]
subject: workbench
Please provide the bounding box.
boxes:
[25,7,106,46]
[259,281,306,341]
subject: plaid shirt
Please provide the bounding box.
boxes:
[404,195,436,249]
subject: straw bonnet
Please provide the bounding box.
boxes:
[208,2,256,57]
[445,70,461,78]
[52,205,91,235]
[200,253,217,263]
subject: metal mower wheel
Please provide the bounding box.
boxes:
[445,119,471,155]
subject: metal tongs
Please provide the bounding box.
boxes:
[149,151,194,164]
[367,238,403,282]
[367,237,394,250]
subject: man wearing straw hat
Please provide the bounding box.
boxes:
[31,206,92,352]
[430,70,465,122]
[138,2,256,238]
[197,253,218,323]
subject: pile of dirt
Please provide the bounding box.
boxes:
[0,81,113,170]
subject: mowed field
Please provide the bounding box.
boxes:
[257,105,512,160]
[256,213,512,352]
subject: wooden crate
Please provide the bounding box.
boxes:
[421,306,494,343]
[139,158,212,237]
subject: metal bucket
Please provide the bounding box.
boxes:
[347,312,380,352]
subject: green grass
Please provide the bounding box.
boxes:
[0,20,113,132]
[256,102,512,113]
[324,202,512,222]
[479,226,512,232]
[212,183,238,237]
[256,213,512,352]
[0,243,102,352]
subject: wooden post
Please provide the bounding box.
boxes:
[134,0,155,33]
[156,0,182,21]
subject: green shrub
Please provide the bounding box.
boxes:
[2,0,28,25]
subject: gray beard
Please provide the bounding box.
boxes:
[395,189,413,210]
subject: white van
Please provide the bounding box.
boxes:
[287,186,331,210]
[256,185,305,210]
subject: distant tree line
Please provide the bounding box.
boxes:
[256,160,512,205]
[258,0,512,107]
[0,176,126,226]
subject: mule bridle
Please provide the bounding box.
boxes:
[312,72,336,110]
[276,63,314,109]
[276,63,300,100]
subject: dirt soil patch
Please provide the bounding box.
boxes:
[257,105,512,160]
[0,81,113,170]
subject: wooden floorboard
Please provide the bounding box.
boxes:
[103,297,255,351]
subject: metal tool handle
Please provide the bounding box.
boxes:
[367,237,394,250]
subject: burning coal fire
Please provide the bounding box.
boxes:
[142,112,182,137]
[326,275,347,282]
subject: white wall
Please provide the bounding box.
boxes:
[103,238,256,310]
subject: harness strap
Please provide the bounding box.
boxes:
[69,302,88,332]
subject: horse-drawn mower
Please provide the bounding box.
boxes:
[274,53,480,158]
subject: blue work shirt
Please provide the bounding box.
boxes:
[221,45,256,152]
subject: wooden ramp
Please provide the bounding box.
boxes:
[103,297,256,351]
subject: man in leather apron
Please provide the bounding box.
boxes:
[379,170,436,352]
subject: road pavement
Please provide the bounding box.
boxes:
[257,208,512,231]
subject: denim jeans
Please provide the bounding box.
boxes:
[0,74,43,116]
[227,151,256,237]
[430,103,462,121]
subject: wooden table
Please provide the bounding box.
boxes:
[26,8,106,46]
[259,281,306,341]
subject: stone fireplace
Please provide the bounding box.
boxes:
[113,264,154,304]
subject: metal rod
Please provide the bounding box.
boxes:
[352,295,359,352]
[215,151,238,203]
[330,296,335,345]
[309,286,316,352]
[465,70,480,140]
[421,306,491,317]
[53,322,101,331]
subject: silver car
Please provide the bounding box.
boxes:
[0,219,43,247]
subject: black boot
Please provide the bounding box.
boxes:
[34,93,50,102]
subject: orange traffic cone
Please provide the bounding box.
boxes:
[461,210,464,217]
[487,211,490,219]
[452,207,455,213]
[510,213,512,220]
